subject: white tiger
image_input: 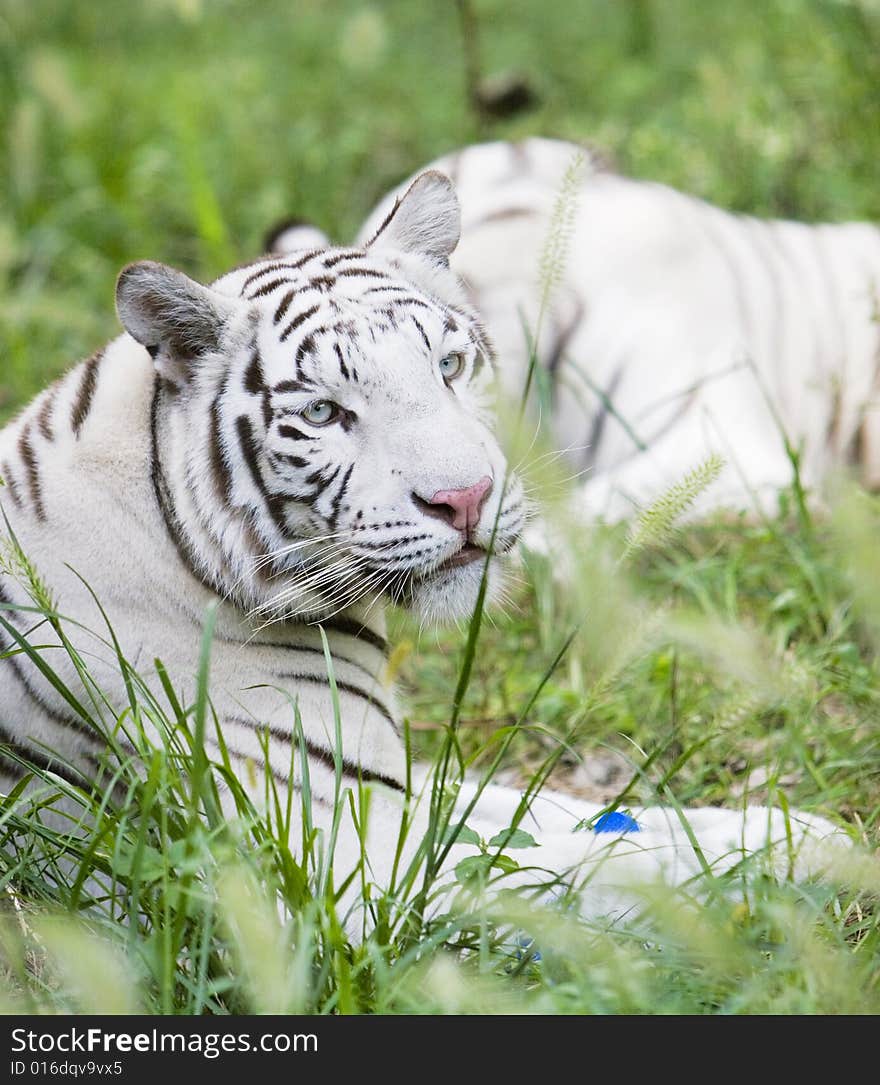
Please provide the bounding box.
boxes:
[276,138,880,521]
[0,171,844,934]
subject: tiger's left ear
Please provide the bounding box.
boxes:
[115,260,238,386]
[366,170,461,265]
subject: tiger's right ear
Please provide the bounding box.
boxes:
[115,261,238,386]
[366,170,461,265]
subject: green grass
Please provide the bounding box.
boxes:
[2,0,880,1015]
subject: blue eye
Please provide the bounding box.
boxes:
[439,353,465,383]
[301,400,339,426]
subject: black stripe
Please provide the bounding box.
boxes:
[305,463,339,490]
[273,289,297,324]
[307,276,335,291]
[397,297,433,313]
[244,350,265,395]
[0,646,111,752]
[18,427,45,521]
[0,747,29,782]
[71,350,103,438]
[0,585,118,755]
[208,389,233,505]
[278,423,311,441]
[284,249,324,269]
[241,520,279,581]
[211,625,382,685]
[240,252,322,292]
[241,261,292,291]
[229,714,403,792]
[366,196,403,247]
[410,316,430,351]
[235,414,266,494]
[203,729,306,795]
[319,617,388,655]
[322,250,364,268]
[235,414,288,533]
[274,378,314,396]
[327,464,354,528]
[353,532,430,551]
[0,598,113,771]
[446,303,474,326]
[36,382,59,442]
[270,452,308,469]
[0,722,92,791]
[279,304,320,343]
[336,267,389,280]
[334,343,350,380]
[0,461,23,508]
[150,380,226,597]
[295,333,317,369]
[248,277,295,300]
[361,284,411,296]
[354,550,435,574]
[220,737,291,789]
[227,636,380,685]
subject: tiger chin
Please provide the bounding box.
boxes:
[0,166,848,935]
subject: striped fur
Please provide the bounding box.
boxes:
[0,171,845,929]
[345,138,880,520]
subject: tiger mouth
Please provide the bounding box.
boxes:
[436,543,489,571]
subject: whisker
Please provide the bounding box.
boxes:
[510,405,546,474]
[250,555,367,621]
[307,564,398,624]
[519,441,589,470]
[257,558,366,616]
[225,530,354,603]
[252,530,352,569]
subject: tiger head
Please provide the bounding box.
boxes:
[115,172,526,627]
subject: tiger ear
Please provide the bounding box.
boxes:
[115,261,238,386]
[366,170,461,265]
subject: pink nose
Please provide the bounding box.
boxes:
[425,475,493,533]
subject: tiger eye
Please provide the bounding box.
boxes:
[302,400,339,426]
[438,353,465,383]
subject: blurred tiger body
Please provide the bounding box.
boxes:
[0,171,844,931]
[348,138,880,519]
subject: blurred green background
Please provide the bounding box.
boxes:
[3,0,880,421]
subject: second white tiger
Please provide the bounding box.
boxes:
[276,138,880,520]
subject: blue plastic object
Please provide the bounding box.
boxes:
[593,811,640,834]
